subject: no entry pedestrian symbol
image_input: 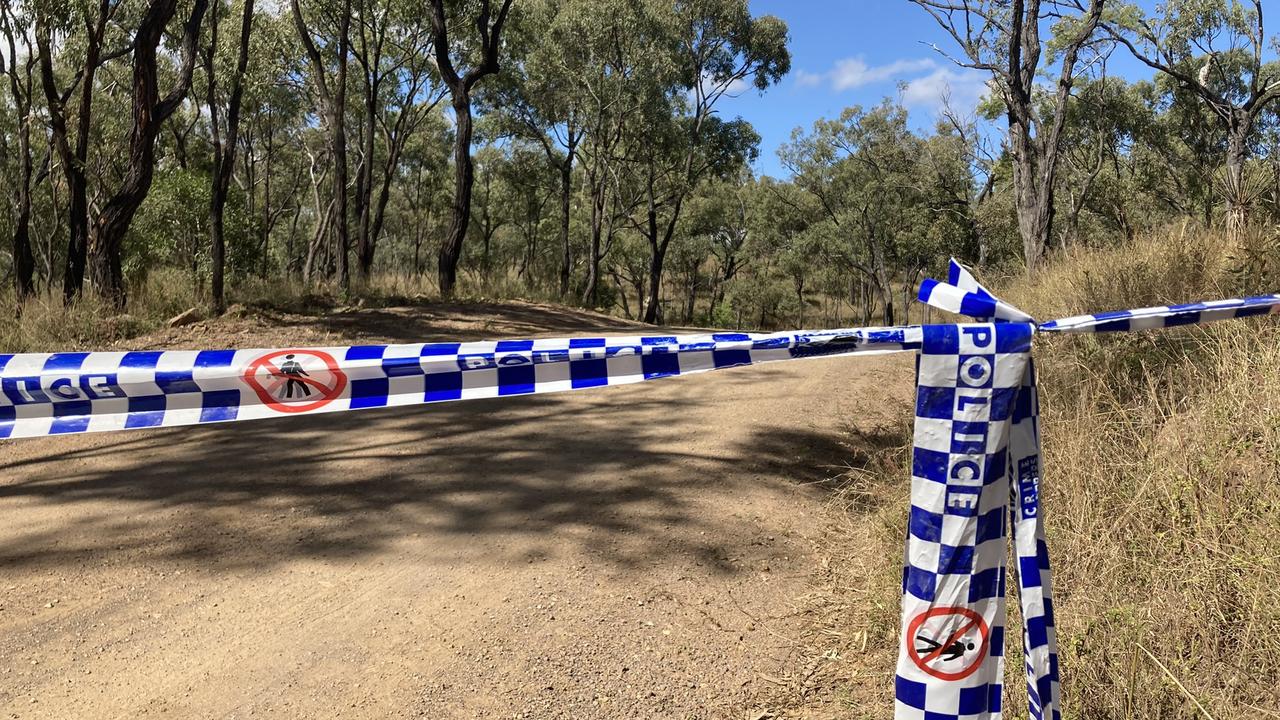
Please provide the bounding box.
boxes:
[242,349,348,413]
[906,606,990,681]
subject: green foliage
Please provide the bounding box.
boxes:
[126,168,255,283]
[0,0,1277,332]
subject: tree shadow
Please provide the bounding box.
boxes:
[0,391,683,569]
[272,300,658,344]
[0,364,909,578]
[732,419,911,512]
[1,304,912,580]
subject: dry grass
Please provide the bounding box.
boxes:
[0,268,578,354]
[786,225,1280,719]
[1004,227,1280,719]
[0,268,201,353]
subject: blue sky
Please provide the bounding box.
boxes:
[725,1,1156,178]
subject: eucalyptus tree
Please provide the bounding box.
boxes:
[1106,0,1280,233]
[88,0,211,305]
[666,220,714,324]
[205,0,257,313]
[394,120,453,276]
[1052,74,1157,247]
[293,0,353,295]
[467,145,507,285]
[497,143,557,286]
[235,12,308,278]
[573,0,665,307]
[627,0,789,323]
[780,101,925,325]
[915,116,985,265]
[695,172,753,313]
[34,0,134,299]
[485,0,585,297]
[0,1,38,299]
[740,177,816,324]
[908,0,1107,271]
[350,0,444,281]
[429,0,515,298]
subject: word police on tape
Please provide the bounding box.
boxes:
[2,260,1278,720]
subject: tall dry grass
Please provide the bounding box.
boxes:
[1001,226,1280,718]
[0,268,201,353]
[791,225,1280,719]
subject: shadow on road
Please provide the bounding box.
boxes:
[280,300,658,345]
[0,304,913,577]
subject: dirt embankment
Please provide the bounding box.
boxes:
[0,301,913,719]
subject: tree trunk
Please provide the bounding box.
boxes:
[292,0,350,297]
[366,154,398,278]
[1009,121,1054,272]
[355,57,379,281]
[286,202,301,276]
[11,191,35,300]
[89,0,209,306]
[331,4,351,296]
[902,279,913,326]
[1,12,36,300]
[643,245,665,325]
[208,0,255,314]
[1224,116,1252,239]
[9,95,35,300]
[36,10,104,302]
[259,116,274,278]
[428,0,513,296]
[685,265,699,323]
[438,92,475,296]
[581,172,606,305]
[558,154,573,297]
[304,197,335,282]
[641,171,683,325]
[610,270,633,319]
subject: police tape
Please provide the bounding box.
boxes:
[0,326,919,439]
[2,261,1278,720]
[897,264,1278,720]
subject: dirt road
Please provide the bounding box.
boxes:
[0,302,912,719]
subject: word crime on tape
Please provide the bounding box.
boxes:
[3,261,1278,720]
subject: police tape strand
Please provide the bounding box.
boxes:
[0,326,920,439]
[2,260,1278,720]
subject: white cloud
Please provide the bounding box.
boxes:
[794,69,824,88]
[901,67,990,112]
[829,57,936,91]
[793,56,990,114]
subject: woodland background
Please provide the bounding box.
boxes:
[4,2,1280,716]
[1,0,1278,332]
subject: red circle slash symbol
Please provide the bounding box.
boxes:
[242,349,348,413]
[906,606,991,681]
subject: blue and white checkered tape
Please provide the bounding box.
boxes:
[4,258,1278,718]
[924,258,1280,332]
[1038,294,1280,333]
[899,259,1277,720]
[945,258,1061,719]
[0,327,920,440]
[896,322,1032,719]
